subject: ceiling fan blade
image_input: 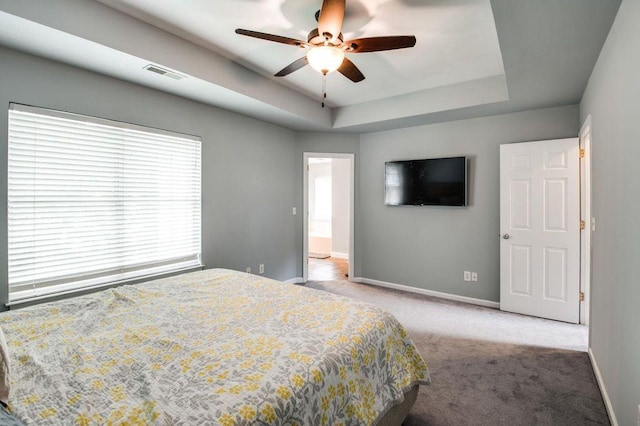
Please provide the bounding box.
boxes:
[235,29,308,48]
[275,57,309,77]
[317,0,345,43]
[344,36,417,53]
[338,57,365,83]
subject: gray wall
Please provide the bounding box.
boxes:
[358,106,578,302]
[0,46,299,307]
[579,0,640,424]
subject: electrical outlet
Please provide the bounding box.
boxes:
[471,272,478,282]
[245,267,251,274]
[463,271,471,281]
[259,264,265,274]
[292,207,297,215]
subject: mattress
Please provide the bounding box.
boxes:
[0,269,429,424]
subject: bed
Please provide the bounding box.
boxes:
[0,269,430,425]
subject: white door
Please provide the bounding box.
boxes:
[500,138,580,323]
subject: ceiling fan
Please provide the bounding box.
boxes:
[235,0,416,106]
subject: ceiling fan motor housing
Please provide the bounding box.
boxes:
[307,28,343,46]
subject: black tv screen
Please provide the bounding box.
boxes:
[385,156,467,206]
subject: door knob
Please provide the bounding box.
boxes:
[502,233,510,240]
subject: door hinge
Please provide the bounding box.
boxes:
[580,220,586,230]
[579,149,585,158]
[579,292,585,302]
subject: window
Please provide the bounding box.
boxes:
[313,175,332,221]
[8,104,202,303]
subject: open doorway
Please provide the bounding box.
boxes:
[303,153,354,283]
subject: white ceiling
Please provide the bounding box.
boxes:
[95,0,506,107]
[0,0,621,133]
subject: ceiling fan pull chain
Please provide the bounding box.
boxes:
[322,73,327,108]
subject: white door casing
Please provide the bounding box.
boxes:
[500,138,580,323]
[579,117,592,326]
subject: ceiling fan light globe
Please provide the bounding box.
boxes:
[306,46,345,74]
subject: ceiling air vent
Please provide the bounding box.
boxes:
[143,64,185,81]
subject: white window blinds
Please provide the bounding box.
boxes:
[8,104,202,303]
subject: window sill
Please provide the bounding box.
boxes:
[6,263,205,308]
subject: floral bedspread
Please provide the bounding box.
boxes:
[0,269,429,425]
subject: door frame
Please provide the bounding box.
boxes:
[302,152,355,282]
[579,116,592,325]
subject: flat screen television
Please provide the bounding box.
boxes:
[385,156,468,206]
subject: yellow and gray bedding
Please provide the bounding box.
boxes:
[0,269,429,425]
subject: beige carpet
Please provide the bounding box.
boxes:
[305,280,609,426]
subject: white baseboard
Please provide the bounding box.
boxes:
[284,277,305,285]
[588,348,617,426]
[330,251,349,259]
[352,277,500,309]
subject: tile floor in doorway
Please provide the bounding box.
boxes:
[308,257,348,281]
